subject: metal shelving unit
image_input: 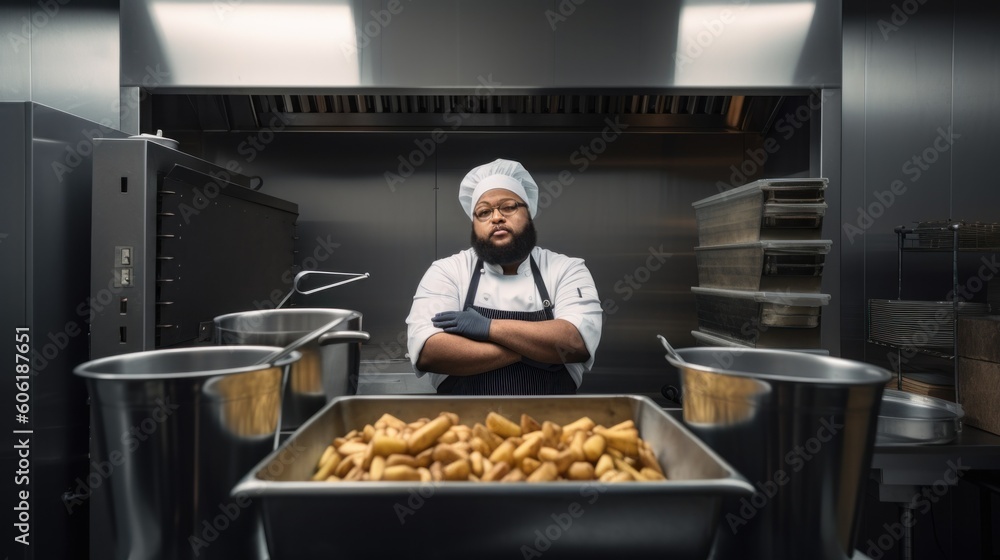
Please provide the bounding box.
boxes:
[867,221,1000,404]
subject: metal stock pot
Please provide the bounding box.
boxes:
[666,347,891,560]
[214,308,369,430]
[74,345,300,560]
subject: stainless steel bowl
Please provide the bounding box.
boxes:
[877,389,964,445]
[74,346,301,560]
[667,347,891,560]
[214,308,368,430]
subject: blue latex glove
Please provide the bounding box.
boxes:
[522,357,565,372]
[431,308,492,341]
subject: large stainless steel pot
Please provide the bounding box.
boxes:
[666,347,891,560]
[213,308,368,430]
[74,346,301,560]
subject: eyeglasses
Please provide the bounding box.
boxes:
[473,201,527,222]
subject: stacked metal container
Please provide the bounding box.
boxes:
[689,179,832,351]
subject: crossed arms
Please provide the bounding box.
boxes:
[416,318,589,376]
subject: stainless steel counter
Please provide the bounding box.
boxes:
[871,423,1000,503]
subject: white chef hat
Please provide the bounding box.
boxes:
[459,158,539,220]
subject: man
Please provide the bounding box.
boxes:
[406,158,603,395]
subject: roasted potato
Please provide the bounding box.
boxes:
[312,410,667,483]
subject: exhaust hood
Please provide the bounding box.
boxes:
[152,92,787,133]
[123,0,839,133]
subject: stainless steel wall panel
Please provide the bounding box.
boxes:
[0,3,31,102]
[952,3,1000,225]
[122,0,840,91]
[841,0,1000,368]
[840,0,868,362]
[861,0,957,370]
[0,103,127,560]
[28,0,120,128]
[0,0,120,127]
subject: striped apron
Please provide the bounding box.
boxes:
[436,257,578,395]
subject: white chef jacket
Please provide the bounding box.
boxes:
[406,246,603,389]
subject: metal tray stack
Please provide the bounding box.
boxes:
[691,179,832,350]
[904,220,1000,251]
[868,300,990,349]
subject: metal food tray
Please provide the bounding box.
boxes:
[692,178,828,247]
[233,395,753,560]
[694,240,832,292]
[692,286,830,349]
[876,389,964,446]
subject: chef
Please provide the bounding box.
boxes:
[406,158,603,395]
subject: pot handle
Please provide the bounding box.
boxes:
[661,384,683,407]
[275,271,370,309]
[318,330,370,346]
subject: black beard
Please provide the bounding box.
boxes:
[471,219,537,266]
